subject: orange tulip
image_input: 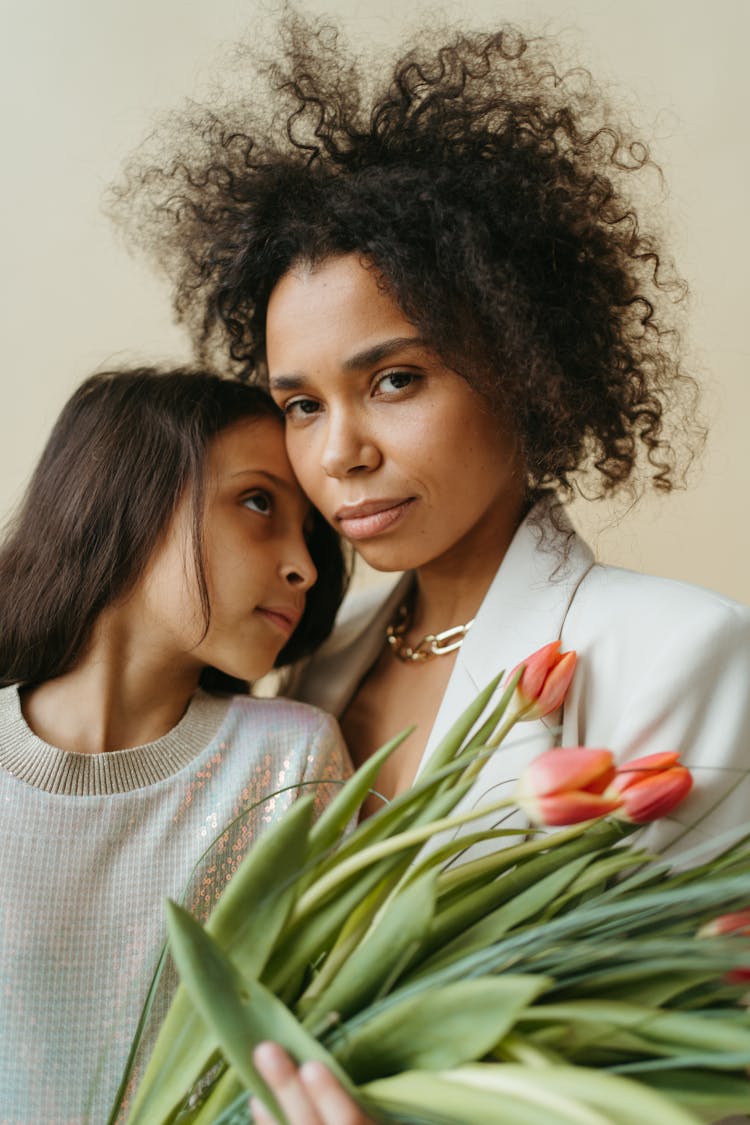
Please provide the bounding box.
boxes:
[508,641,577,721]
[516,746,622,826]
[609,751,693,824]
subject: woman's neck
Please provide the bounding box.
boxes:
[20,610,200,755]
[408,495,528,639]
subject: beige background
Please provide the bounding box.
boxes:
[1,0,748,603]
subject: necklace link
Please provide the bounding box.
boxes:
[386,604,475,663]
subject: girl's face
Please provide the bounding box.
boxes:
[266,253,527,574]
[140,417,316,682]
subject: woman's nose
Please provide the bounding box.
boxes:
[320,410,381,478]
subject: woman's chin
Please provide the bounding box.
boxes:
[350,541,431,574]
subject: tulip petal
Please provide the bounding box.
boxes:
[522,790,623,827]
[519,747,615,799]
[698,910,750,938]
[516,642,561,700]
[616,766,693,823]
[535,650,578,716]
[610,751,683,795]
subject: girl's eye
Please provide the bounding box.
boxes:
[375,370,418,395]
[284,397,321,422]
[243,490,273,516]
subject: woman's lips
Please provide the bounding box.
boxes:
[335,498,415,540]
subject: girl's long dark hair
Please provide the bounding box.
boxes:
[0,367,346,689]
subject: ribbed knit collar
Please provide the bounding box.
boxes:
[0,685,232,796]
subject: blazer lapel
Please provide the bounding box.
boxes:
[418,508,595,776]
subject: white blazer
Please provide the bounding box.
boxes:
[290,506,750,858]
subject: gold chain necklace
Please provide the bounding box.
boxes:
[386,603,475,663]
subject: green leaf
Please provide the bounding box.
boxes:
[404,822,626,977]
[520,1000,750,1064]
[125,797,315,1124]
[434,1063,703,1125]
[363,1066,624,1125]
[165,901,287,1122]
[176,1067,244,1124]
[165,903,362,1118]
[561,972,718,1009]
[207,795,314,963]
[419,853,594,976]
[300,870,438,1027]
[548,850,653,915]
[642,1071,750,1117]
[306,727,413,861]
[435,819,633,905]
[332,976,549,1082]
[421,670,505,779]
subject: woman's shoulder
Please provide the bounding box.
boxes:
[563,562,750,696]
[570,562,750,636]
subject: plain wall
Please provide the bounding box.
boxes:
[1,0,748,602]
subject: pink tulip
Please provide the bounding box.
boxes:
[516,746,622,826]
[609,751,693,824]
[697,911,750,983]
[508,641,577,721]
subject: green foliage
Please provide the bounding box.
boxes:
[114,679,750,1124]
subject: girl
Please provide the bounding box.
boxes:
[0,367,349,1123]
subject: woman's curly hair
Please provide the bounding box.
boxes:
[113,10,700,501]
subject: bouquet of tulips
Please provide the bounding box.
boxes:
[109,644,750,1124]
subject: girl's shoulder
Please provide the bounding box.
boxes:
[222,692,342,738]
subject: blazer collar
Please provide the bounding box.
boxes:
[419,504,594,769]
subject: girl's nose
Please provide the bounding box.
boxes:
[280,538,318,591]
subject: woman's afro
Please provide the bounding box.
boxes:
[113,9,700,502]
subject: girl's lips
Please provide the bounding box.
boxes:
[256,607,301,636]
[336,498,415,540]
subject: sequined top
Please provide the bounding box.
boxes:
[0,685,350,1124]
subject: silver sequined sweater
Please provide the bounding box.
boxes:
[0,685,349,1123]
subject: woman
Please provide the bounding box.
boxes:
[117,15,750,1121]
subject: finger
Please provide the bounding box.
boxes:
[300,1060,375,1125]
[249,1095,280,1125]
[252,1042,324,1125]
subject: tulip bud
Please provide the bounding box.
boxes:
[516,746,622,826]
[697,911,750,984]
[699,911,750,939]
[508,641,577,722]
[609,751,693,824]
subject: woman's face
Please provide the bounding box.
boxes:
[266,253,527,574]
[140,417,317,682]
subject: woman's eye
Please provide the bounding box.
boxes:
[243,491,273,516]
[284,397,321,421]
[376,370,417,394]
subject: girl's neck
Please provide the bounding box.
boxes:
[20,610,201,755]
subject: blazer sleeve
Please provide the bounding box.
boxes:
[562,566,750,859]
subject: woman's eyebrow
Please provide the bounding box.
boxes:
[268,336,429,390]
[342,336,428,371]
